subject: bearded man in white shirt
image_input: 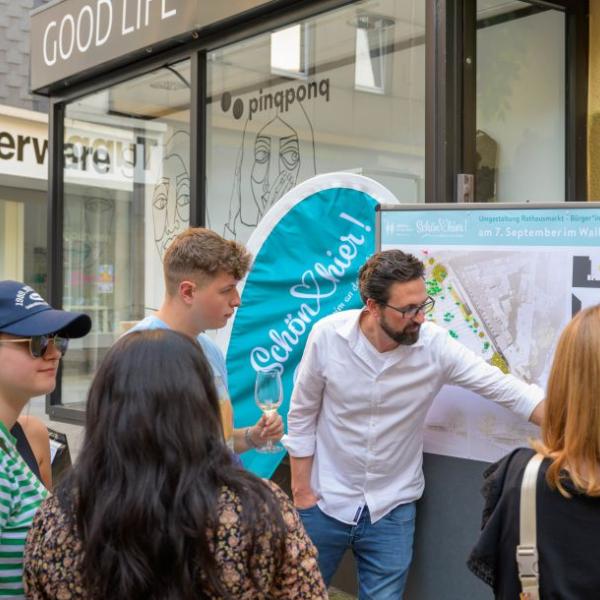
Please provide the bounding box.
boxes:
[282,249,545,599]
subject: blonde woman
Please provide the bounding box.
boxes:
[468,304,600,599]
[0,280,90,599]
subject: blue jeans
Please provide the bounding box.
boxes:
[298,503,416,599]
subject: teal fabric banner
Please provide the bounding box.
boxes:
[223,173,397,477]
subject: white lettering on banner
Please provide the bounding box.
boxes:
[250,212,371,373]
[42,0,177,66]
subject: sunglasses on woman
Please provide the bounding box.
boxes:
[0,334,69,358]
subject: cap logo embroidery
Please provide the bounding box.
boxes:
[15,286,49,310]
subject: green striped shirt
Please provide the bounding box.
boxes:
[0,421,48,599]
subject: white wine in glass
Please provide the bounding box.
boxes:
[254,369,284,454]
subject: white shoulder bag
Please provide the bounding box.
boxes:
[516,453,544,600]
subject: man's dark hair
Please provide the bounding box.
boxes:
[358,250,425,305]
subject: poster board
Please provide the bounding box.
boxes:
[378,202,600,598]
[378,202,600,463]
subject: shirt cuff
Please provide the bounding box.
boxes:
[281,433,316,457]
[515,384,545,421]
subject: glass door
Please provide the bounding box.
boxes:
[474,1,565,203]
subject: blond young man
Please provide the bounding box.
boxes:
[129,227,283,452]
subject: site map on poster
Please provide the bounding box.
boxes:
[381,207,600,462]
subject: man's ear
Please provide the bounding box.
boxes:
[178,280,196,305]
[365,298,381,319]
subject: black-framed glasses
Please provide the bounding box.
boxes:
[381,296,435,319]
[0,334,69,358]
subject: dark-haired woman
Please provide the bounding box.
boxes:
[24,329,327,599]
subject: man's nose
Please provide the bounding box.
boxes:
[413,311,426,324]
[231,289,241,307]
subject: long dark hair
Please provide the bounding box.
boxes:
[57,329,286,600]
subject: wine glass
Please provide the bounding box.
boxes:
[254,369,284,454]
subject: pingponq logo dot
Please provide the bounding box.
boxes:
[220,78,330,121]
[221,92,244,120]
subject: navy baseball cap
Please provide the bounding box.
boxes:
[0,281,91,338]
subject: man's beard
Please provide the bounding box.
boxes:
[379,314,421,346]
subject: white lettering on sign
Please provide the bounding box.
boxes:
[43,21,57,66]
[96,0,113,47]
[76,6,94,53]
[162,0,176,19]
[42,0,178,67]
[249,213,370,373]
[58,14,75,60]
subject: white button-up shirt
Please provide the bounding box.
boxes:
[282,309,544,524]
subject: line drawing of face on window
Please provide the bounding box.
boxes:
[152,130,190,259]
[222,99,316,242]
[251,116,301,216]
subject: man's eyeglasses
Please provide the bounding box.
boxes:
[381,296,435,319]
[0,334,69,358]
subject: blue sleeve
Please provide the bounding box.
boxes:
[197,334,228,386]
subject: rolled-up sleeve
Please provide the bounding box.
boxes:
[282,325,326,457]
[438,331,544,420]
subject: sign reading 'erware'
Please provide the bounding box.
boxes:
[30,0,273,92]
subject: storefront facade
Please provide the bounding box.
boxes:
[0,105,48,297]
[30,0,588,420]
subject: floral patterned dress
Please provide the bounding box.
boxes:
[23,480,327,599]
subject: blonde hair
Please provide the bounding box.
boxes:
[532,304,600,497]
[163,228,252,295]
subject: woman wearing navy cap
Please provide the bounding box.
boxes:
[0,280,90,599]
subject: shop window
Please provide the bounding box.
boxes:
[207,0,426,244]
[475,1,565,202]
[60,60,191,410]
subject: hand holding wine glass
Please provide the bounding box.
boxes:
[254,369,284,453]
